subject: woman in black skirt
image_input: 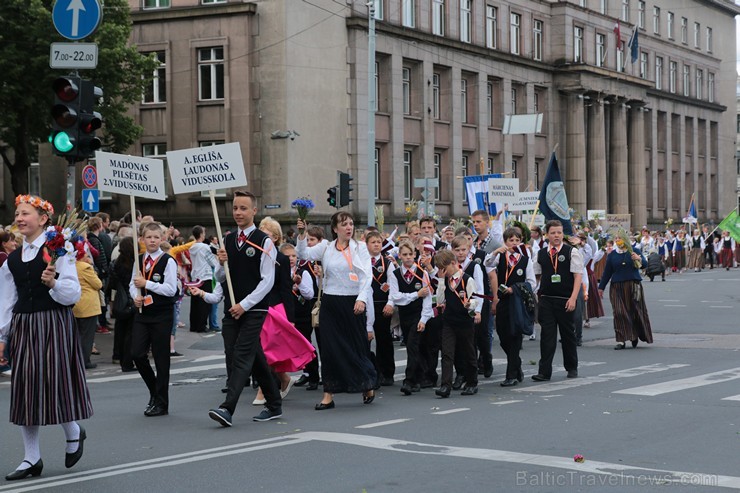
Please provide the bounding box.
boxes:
[296,212,377,410]
[0,195,93,480]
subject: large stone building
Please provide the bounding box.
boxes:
[5,0,737,229]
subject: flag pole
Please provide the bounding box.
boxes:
[528,200,540,230]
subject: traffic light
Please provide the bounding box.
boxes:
[50,76,81,157]
[338,172,353,207]
[327,186,338,208]
[77,80,103,159]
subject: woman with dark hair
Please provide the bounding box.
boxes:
[296,212,377,409]
[109,237,136,372]
[0,230,18,377]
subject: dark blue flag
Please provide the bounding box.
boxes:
[537,152,573,235]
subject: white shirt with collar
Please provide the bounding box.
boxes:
[0,234,81,343]
[435,268,480,313]
[292,265,315,300]
[370,254,395,308]
[486,251,536,290]
[533,242,584,276]
[460,256,484,304]
[387,264,434,323]
[129,248,179,300]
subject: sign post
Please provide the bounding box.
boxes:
[166,142,249,306]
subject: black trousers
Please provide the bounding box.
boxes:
[132,314,173,408]
[189,283,212,332]
[704,247,715,268]
[373,302,395,380]
[475,302,492,369]
[76,316,98,366]
[400,312,425,385]
[537,296,578,378]
[420,316,442,384]
[495,300,522,380]
[115,316,134,370]
[220,311,282,415]
[440,319,477,387]
[296,318,321,384]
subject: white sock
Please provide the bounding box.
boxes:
[18,425,41,469]
[60,421,80,453]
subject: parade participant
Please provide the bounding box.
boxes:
[646,248,666,282]
[434,249,480,397]
[366,231,396,387]
[188,226,217,333]
[687,229,705,272]
[208,191,283,426]
[598,232,653,349]
[389,241,433,395]
[420,216,448,250]
[0,231,18,377]
[0,195,92,480]
[579,230,603,327]
[531,220,582,382]
[130,222,178,417]
[109,237,136,372]
[296,212,377,410]
[673,230,687,273]
[664,231,676,272]
[702,225,715,269]
[73,242,103,369]
[718,231,736,270]
[458,234,492,378]
[471,209,503,254]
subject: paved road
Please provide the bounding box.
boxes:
[0,268,739,492]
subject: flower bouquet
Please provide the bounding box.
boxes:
[404,199,419,223]
[291,197,315,222]
[374,205,385,231]
[43,209,87,265]
[614,229,642,269]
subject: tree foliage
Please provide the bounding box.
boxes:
[0,0,157,195]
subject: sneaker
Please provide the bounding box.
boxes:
[253,407,283,422]
[529,334,536,341]
[169,351,184,358]
[95,327,111,334]
[208,407,233,427]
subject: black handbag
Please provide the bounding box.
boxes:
[111,278,135,321]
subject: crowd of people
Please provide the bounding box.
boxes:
[0,191,738,481]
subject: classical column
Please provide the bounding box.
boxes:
[587,100,607,210]
[609,101,629,214]
[565,94,587,214]
[628,106,647,228]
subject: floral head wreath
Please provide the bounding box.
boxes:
[15,195,54,216]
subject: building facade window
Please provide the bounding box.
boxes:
[669,61,677,93]
[667,12,674,39]
[693,22,700,48]
[433,153,441,200]
[600,0,608,15]
[511,87,517,115]
[461,78,468,123]
[432,0,445,36]
[533,92,539,113]
[652,7,660,35]
[198,47,224,101]
[460,0,472,43]
[706,27,712,52]
[461,155,468,201]
[402,0,415,28]
[143,143,168,195]
[373,61,379,111]
[574,26,583,63]
[402,67,411,115]
[596,33,606,67]
[655,56,663,90]
[696,69,703,99]
[708,72,715,102]
[486,81,493,126]
[683,65,690,97]
[486,6,497,49]
[639,51,648,79]
[621,0,629,22]
[143,51,166,104]
[681,17,687,43]
[432,73,440,119]
[199,141,227,196]
[638,1,645,29]
[372,0,383,20]
[143,0,169,8]
[511,159,517,178]
[510,13,521,55]
[374,147,380,199]
[202,0,226,3]
[403,150,412,200]
[533,20,543,61]
[617,44,625,72]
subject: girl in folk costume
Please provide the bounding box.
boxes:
[598,232,654,350]
[577,231,604,327]
[687,229,706,272]
[592,239,612,283]
[717,231,736,270]
[0,196,93,480]
[673,230,688,272]
[735,232,740,267]
[664,231,676,272]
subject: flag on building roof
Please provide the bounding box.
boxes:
[463,174,502,217]
[627,28,639,63]
[537,152,573,235]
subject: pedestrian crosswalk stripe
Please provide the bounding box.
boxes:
[614,367,740,396]
[431,408,470,415]
[355,419,411,429]
[720,395,740,401]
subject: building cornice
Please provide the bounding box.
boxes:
[131,3,257,24]
[645,89,727,112]
[696,0,740,16]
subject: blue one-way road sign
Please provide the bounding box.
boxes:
[52,0,102,41]
[82,188,99,213]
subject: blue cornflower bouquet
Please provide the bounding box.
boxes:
[291,197,315,221]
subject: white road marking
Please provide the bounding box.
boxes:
[614,367,740,396]
[355,418,411,429]
[710,306,733,309]
[86,363,226,384]
[190,355,225,363]
[664,304,687,307]
[720,395,740,402]
[658,299,680,302]
[431,408,470,415]
[491,400,522,405]
[514,364,690,393]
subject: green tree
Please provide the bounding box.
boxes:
[0,0,157,195]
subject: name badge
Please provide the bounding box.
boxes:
[551,274,561,283]
[143,295,154,306]
[380,283,390,292]
[349,272,359,282]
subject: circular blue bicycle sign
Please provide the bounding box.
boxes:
[52,0,102,41]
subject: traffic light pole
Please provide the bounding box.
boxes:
[66,159,76,212]
[366,4,376,227]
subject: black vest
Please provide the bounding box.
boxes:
[370,255,391,304]
[537,243,575,298]
[7,248,67,313]
[464,252,490,295]
[393,266,424,326]
[293,261,317,322]
[496,253,529,288]
[138,252,176,318]
[692,237,701,248]
[723,238,732,249]
[268,251,295,323]
[223,228,270,317]
[442,272,474,326]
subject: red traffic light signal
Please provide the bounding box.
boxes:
[53,77,79,102]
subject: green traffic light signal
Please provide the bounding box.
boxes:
[327,187,338,208]
[52,131,74,153]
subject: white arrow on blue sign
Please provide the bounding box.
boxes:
[82,188,99,213]
[52,0,102,41]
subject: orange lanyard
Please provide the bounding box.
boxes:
[337,242,354,273]
[371,255,385,284]
[449,271,469,305]
[549,247,559,272]
[141,254,163,294]
[504,253,519,284]
[404,264,430,288]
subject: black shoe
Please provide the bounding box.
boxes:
[461,385,478,395]
[221,387,229,393]
[631,339,639,348]
[380,377,395,386]
[483,362,494,379]
[294,375,309,387]
[121,366,136,373]
[252,379,259,390]
[5,459,43,481]
[363,390,375,404]
[315,401,335,410]
[477,368,484,375]
[169,351,183,358]
[84,363,97,370]
[517,368,524,383]
[567,370,578,379]
[306,382,319,391]
[576,340,582,347]
[400,383,413,396]
[65,426,86,468]
[614,343,626,350]
[209,407,233,427]
[531,374,550,382]
[452,375,465,390]
[435,385,451,398]
[253,407,283,422]
[145,404,168,417]
[145,396,156,413]
[410,384,421,393]
[500,379,518,387]
[419,380,434,389]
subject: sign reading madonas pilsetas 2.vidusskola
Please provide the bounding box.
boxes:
[95,151,166,201]
[166,142,247,194]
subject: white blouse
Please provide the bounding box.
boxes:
[0,234,81,343]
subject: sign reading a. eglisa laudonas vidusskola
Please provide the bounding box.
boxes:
[166,142,247,194]
[96,151,166,200]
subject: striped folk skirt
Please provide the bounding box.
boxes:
[687,248,704,269]
[608,281,653,344]
[585,267,604,319]
[673,250,686,270]
[8,308,93,426]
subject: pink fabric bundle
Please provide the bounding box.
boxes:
[261,303,315,373]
